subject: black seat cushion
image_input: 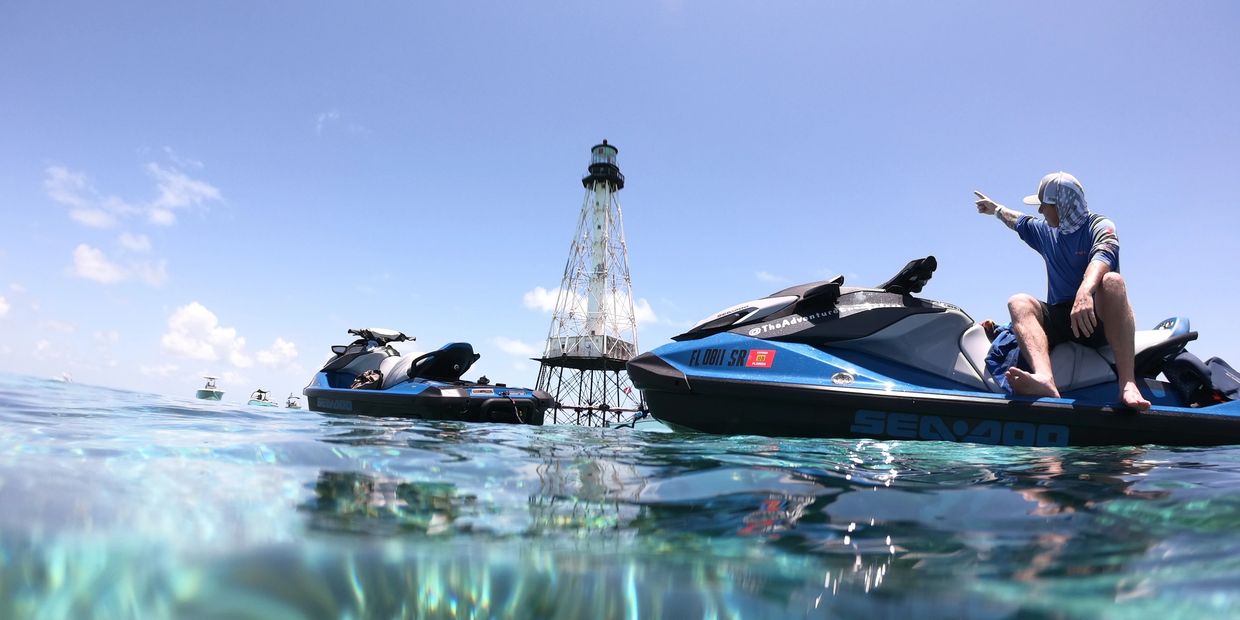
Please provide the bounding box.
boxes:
[409,343,481,382]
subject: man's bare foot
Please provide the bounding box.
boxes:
[1006,367,1060,398]
[1120,382,1151,411]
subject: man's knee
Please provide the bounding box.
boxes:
[1007,293,1040,320]
[1097,273,1131,315]
[1100,271,1127,296]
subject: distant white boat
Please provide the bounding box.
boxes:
[285,393,302,409]
[196,376,224,401]
[55,372,72,383]
[248,388,278,407]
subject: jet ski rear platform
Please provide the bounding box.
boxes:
[629,257,1240,447]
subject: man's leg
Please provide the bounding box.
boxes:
[1095,273,1152,410]
[1006,293,1060,398]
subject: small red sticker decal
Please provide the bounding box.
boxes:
[746,349,776,368]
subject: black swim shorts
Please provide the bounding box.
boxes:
[1039,301,1108,349]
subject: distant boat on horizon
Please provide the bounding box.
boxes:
[248,388,277,407]
[285,393,302,409]
[196,376,224,401]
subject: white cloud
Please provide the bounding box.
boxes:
[94,330,120,344]
[257,337,298,368]
[523,286,560,312]
[314,110,371,136]
[33,339,57,360]
[44,166,91,208]
[493,336,539,356]
[634,298,659,325]
[42,319,76,333]
[9,284,25,293]
[316,110,340,135]
[145,163,222,225]
[44,166,137,228]
[131,259,168,287]
[195,370,247,391]
[522,285,658,326]
[69,244,126,284]
[70,208,117,228]
[0,296,8,319]
[523,286,589,314]
[163,147,203,169]
[140,363,179,377]
[118,232,151,253]
[46,162,221,229]
[756,271,789,284]
[66,244,167,287]
[161,302,252,368]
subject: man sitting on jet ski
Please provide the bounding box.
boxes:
[974,172,1151,411]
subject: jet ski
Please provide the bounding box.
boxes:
[628,256,1240,447]
[303,328,552,425]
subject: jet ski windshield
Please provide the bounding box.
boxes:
[346,328,411,346]
[876,256,937,295]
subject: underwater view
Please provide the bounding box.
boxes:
[4,373,1240,618]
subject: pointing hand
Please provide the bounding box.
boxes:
[973,190,1000,216]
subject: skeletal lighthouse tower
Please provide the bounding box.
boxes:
[535,140,642,426]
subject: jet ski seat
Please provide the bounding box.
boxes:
[379,354,416,390]
[957,317,1196,394]
[409,343,481,382]
[374,343,483,390]
[1051,319,1197,392]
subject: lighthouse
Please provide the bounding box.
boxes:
[535,140,642,426]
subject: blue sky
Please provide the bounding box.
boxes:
[1,2,1238,401]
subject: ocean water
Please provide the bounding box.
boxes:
[3,373,1240,619]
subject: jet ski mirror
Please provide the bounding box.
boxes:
[331,345,348,355]
[877,256,937,295]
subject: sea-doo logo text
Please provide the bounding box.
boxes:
[318,398,353,412]
[849,410,1069,447]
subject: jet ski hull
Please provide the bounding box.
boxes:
[304,373,549,425]
[629,344,1240,447]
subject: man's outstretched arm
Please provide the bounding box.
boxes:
[973,190,1026,230]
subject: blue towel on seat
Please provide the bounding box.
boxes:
[984,324,1028,394]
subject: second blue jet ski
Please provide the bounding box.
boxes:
[305,328,553,425]
[628,256,1240,447]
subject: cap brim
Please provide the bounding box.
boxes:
[1022,194,1041,205]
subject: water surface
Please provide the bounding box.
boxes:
[3,373,1240,618]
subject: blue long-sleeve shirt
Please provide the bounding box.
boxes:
[1015,213,1120,305]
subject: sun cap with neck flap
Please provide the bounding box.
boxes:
[1022,171,1090,234]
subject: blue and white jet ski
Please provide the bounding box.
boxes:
[628,256,1240,447]
[304,328,552,425]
